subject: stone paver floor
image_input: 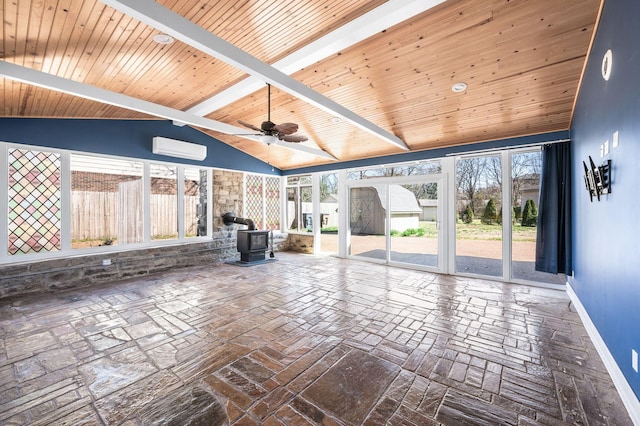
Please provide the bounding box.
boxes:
[0,252,632,425]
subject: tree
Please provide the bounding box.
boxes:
[482,199,498,224]
[319,173,338,201]
[403,182,437,200]
[521,199,538,227]
[456,157,487,214]
[511,151,542,208]
[488,151,543,210]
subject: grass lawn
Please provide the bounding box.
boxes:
[414,220,537,242]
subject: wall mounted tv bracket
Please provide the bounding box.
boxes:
[583,156,612,202]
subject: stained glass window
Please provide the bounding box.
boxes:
[265,176,280,231]
[245,174,264,229]
[8,149,62,255]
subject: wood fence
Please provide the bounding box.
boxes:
[71,186,199,242]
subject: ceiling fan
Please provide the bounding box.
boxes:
[238,83,308,145]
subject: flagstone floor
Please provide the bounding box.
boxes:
[0,252,632,425]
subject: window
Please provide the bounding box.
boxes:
[347,160,441,180]
[8,148,61,255]
[150,164,178,241]
[243,174,281,231]
[71,154,143,248]
[1,142,214,264]
[264,176,280,231]
[287,175,312,232]
[245,174,264,229]
[184,167,207,237]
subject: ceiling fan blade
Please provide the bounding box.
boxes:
[281,134,308,143]
[273,122,298,135]
[238,120,264,133]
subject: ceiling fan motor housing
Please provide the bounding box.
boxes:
[261,120,276,133]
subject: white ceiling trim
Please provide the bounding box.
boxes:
[100,0,410,152]
[0,60,337,161]
[187,0,445,116]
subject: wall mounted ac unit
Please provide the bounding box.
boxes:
[152,136,207,161]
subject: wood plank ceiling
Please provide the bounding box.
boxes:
[1,0,601,170]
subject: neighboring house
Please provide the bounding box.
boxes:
[418,199,438,221]
[350,185,421,234]
[320,194,339,228]
[514,174,540,211]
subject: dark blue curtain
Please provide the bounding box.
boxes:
[535,142,572,274]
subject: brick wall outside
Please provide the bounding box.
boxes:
[71,171,200,195]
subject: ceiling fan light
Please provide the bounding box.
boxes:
[260,134,277,145]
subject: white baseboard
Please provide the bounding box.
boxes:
[566,284,640,425]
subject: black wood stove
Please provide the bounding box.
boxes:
[222,212,269,264]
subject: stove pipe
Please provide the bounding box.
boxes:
[221,212,256,230]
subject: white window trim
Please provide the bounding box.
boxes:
[0,141,215,266]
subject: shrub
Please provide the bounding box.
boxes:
[513,205,522,220]
[521,199,538,227]
[461,204,474,224]
[404,228,426,237]
[481,199,498,224]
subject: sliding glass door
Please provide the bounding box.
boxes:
[318,172,339,255]
[389,182,440,269]
[348,177,443,272]
[340,150,565,286]
[349,186,387,261]
[455,154,503,277]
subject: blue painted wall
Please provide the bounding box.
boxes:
[0,117,569,178]
[285,131,569,175]
[0,118,280,175]
[571,0,640,398]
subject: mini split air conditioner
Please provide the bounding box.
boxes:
[152,137,207,161]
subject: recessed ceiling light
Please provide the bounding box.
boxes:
[153,34,174,45]
[451,82,468,93]
[331,116,343,123]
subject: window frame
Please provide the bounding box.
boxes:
[0,142,213,265]
[286,174,313,234]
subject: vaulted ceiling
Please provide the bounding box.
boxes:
[1,0,601,170]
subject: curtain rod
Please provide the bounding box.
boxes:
[445,138,570,157]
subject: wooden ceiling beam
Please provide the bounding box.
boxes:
[0,60,337,160]
[99,0,410,151]
[186,0,445,116]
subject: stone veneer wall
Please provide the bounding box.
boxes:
[212,170,243,233]
[285,234,314,254]
[0,239,236,300]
